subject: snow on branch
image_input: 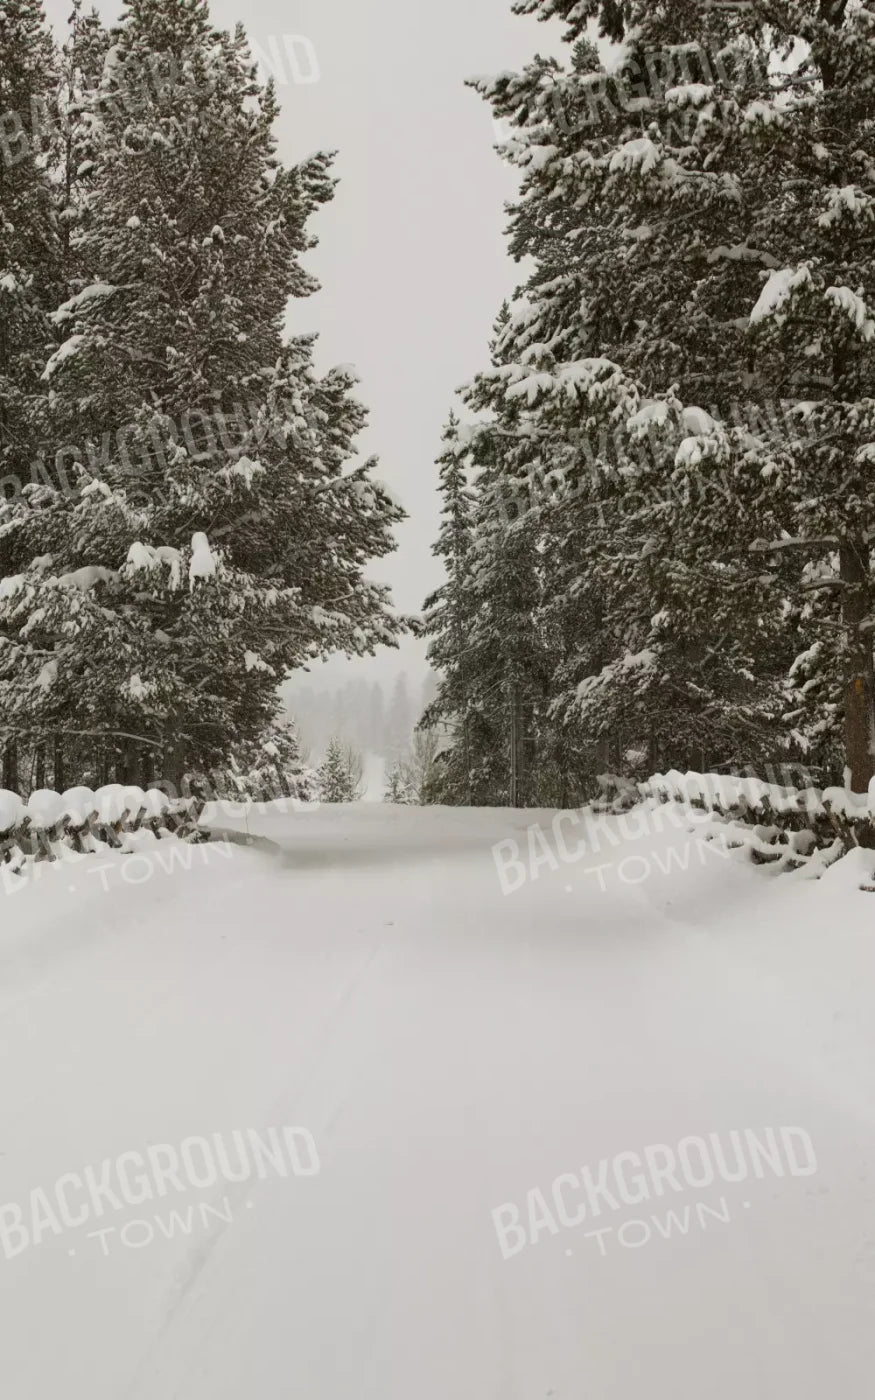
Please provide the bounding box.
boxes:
[41,334,87,380]
[189,532,217,587]
[749,266,813,326]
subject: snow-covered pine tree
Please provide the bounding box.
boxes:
[461,404,546,806]
[493,0,875,791]
[54,2,111,289]
[725,0,875,790]
[463,0,796,783]
[0,0,405,792]
[384,727,439,805]
[421,413,478,803]
[426,305,552,807]
[472,4,774,405]
[192,714,315,804]
[0,9,115,797]
[317,737,362,803]
[424,426,532,805]
[0,0,58,417]
[383,759,414,804]
[0,0,60,790]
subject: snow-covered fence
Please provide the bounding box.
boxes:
[0,784,205,877]
[610,769,875,874]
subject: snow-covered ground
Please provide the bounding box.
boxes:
[2,800,875,1398]
[361,749,387,801]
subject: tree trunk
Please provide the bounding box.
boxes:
[454,618,473,805]
[461,711,473,806]
[34,744,46,790]
[596,733,611,773]
[142,749,155,788]
[840,538,875,793]
[2,740,19,793]
[116,738,140,786]
[647,730,660,776]
[161,721,187,798]
[53,738,65,794]
[509,679,521,807]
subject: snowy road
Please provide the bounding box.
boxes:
[2,802,874,1398]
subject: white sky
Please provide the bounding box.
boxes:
[43,0,563,689]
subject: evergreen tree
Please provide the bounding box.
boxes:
[317,737,362,803]
[453,0,806,794]
[425,334,550,806]
[496,0,875,791]
[464,414,546,805]
[193,714,315,803]
[0,0,60,790]
[421,413,477,802]
[54,2,111,290]
[726,0,875,789]
[0,0,405,791]
[384,729,438,804]
[0,0,58,480]
[383,759,414,804]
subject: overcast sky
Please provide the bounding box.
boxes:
[43,0,562,689]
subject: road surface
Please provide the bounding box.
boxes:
[1,801,873,1398]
